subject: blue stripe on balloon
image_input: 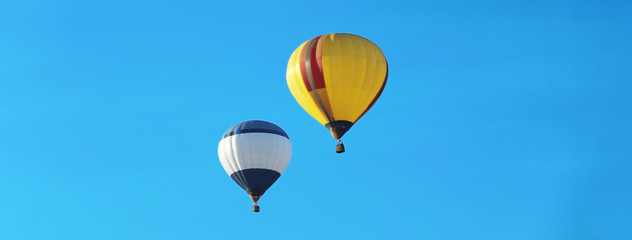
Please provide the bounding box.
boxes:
[223,128,289,139]
[222,120,289,139]
[230,168,282,197]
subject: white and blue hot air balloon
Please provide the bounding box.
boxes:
[218,120,291,212]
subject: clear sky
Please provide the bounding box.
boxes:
[1,0,631,239]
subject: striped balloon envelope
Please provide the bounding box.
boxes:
[287,33,388,153]
[218,120,291,212]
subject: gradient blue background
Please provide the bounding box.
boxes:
[1,0,631,239]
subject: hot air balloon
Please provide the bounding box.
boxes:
[286,33,388,153]
[218,120,291,212]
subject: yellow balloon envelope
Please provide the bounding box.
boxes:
[286,33,388,153]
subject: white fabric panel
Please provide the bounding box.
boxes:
[218,133,292,176]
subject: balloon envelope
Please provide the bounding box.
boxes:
[286,33,388,143]
[218,120,291,199]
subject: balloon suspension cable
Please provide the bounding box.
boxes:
[335,139,345,154]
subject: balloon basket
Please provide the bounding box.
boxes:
[253,204,260,212]
[335,140,345,154]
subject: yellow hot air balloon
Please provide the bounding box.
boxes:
[287,33,388,153]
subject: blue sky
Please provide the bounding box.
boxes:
[1,0,631,239]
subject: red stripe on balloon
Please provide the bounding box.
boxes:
[309,36,326,89]
[298,39,313,91]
